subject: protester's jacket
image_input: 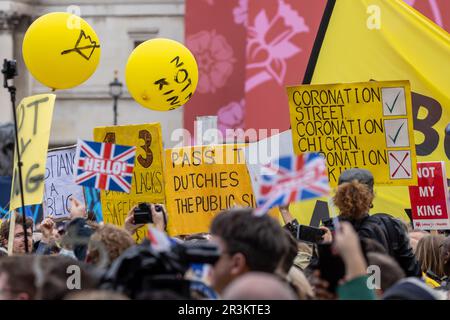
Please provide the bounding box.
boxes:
[346,213,421,278]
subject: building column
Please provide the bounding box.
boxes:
[0,12,20,124]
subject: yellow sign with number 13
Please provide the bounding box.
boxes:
[93,123,165,241]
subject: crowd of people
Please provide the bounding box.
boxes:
[0,168,448,300]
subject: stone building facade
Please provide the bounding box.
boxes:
[0,0,185,148]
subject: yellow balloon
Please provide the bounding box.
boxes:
[22,12,101,90]
[126,38,198,111]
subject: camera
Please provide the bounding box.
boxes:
[284,220,326,244]
[100,238,221,299]
[133,203,153,224]
[296,225,326,244]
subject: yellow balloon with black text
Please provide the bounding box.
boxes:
[22,12,101,90]
[125,38,198,111]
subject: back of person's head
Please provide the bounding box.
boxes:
[415,234,445,278]
[0,255,36,299]
[367,252,405,295]
[86,223,135,267]
[440,236,450,277]
[0,255,97,300]
[334,180,374,220]
[33,255,98,300]
[222,272,297,300]
[210,208,288,273]
[360,237,387,255]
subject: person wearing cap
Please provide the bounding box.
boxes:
[333,168,421,278]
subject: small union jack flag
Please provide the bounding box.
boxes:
[74,140,136,193]
[255,153,330,215]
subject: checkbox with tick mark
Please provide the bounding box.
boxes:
[384,118,410,147]
[382,87,406,116]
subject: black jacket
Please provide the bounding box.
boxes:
[347,213,421,277]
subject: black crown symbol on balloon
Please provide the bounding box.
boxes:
[61,30,100,61]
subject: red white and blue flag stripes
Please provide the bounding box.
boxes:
[255,152,330,215]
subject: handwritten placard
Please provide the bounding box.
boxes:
[287,81,417,186]
[10,94,56,210]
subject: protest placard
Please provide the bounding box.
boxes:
[165,144,255,236]
[409,162,450,230]
[43,146,85,219]
[10,94,56,210]
[93,123,165,241]
[287,81,417,187]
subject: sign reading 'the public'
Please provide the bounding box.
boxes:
[286,80,417,186]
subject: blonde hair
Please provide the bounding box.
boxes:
[415,234,445,278]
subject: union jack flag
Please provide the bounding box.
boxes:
[255,153,330,216]
[74,140,136,193]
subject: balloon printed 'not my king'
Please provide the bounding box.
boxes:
[125,38,199,112]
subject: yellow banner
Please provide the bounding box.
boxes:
[10,94,56,210]
[93,123,165,241]
[164,144,256,236]
[287,80,417,187]
[292,0,450,224]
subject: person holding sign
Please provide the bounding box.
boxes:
[322,168,421,278]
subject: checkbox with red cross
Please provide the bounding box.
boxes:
[388,150,412,179]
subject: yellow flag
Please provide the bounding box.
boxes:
[10,94,56,210]
[291,0,450,224]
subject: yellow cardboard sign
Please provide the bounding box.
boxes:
[287,80,417,187]
[165,144,256,236]
[93,123,165,241]
[10,94,56,210]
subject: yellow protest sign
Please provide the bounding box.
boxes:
[165,144,256,236]
[287,81,417,187]
[10,94,56,211]
[93,123,164,241]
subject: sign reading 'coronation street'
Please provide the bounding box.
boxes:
[287,80,417,186]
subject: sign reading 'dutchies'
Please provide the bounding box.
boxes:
[409,162,450,230]
[43,146,85,218]
[165,145,256,236]
[286,80,417,186]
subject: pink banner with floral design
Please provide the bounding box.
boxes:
[184,0,247,139]
[184,0,450,141]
